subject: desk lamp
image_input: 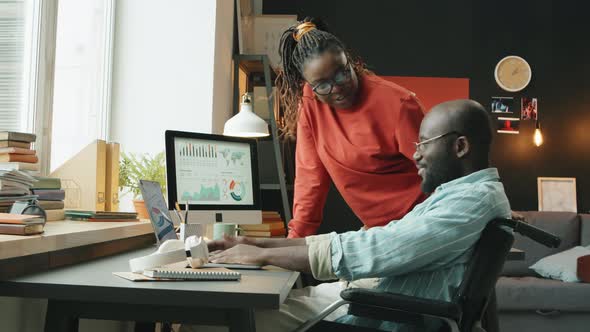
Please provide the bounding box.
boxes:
[223,93,269,137]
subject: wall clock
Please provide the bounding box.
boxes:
[494,55,532,92]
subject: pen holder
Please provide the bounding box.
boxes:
[179,223,205,241]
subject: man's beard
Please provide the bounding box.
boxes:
[420,155,462,194]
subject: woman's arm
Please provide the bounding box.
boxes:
[287,108,331,238]
[395,94,425,161]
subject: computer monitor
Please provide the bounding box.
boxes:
[165,130,262,224]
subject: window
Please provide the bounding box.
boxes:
[49,0,114,171]
[0,0,38,132]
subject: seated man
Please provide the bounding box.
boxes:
[183,99,512,332]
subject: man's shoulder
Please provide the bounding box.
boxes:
[446,180,507,199]
[441,181,511,215]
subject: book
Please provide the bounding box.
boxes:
[87,218,139,222]
[239,221,284,231]
[142,267,241,281]
[64,210,137,221]
[0,154,38,163]
[0,162,40,171]
[105,142,120,212]
[0,212,45,225]
[50,140,107,211]
[31,189,66,201]
[0,187,29,196]
[0,178,31,190]
[32,176,61,189]
[240,228,287,237]
[262,217,284,223]
[0,147,35,155]
[0,141,31,149]
[262,211,281,216]
[45,209,65,221]
[0,132,36,143]
[37,200,65,210]
[0,223,44,235]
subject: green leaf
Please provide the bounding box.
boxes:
[119,151,167,199]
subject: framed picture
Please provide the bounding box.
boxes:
[537,177,577,212]
[491,96,514,113]
[521,97,538,120]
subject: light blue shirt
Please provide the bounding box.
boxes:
[331,168,512,331]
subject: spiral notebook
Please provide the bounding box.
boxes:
[142,267,241,281]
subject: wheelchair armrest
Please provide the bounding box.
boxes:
[340,288,462,321]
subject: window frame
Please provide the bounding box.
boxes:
[24,0,116,175]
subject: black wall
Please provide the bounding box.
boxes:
[264,0,590,229]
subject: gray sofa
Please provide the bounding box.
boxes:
[496,211,590,332]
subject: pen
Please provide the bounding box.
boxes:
[184,202,189,224]
[173,210,184,225]
[174,202,184,224]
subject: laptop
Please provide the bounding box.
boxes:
[138,180,178,245]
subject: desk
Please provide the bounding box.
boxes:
[0,246,300,332]
[0,220,155,280]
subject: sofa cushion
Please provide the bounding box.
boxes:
[579,214,590,246]
[529,246,590,282]
[496,276,590,311]
[502,211,580,276]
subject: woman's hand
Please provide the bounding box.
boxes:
[209,244,267,266]
[207,234,255,252]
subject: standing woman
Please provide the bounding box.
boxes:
[276,18,427,237]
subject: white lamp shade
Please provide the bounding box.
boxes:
[223,103,270,137]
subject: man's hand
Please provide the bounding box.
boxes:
[511,211,528,223]
[207,234,254,252]
[209,244,267,266]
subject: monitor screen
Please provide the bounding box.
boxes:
[165,131,261,212]
[174,137,254,205]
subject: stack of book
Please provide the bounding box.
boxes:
[0,170,37,213]
[0,132,39,172]
[239,211,287,238]
[64,210,138,222]
[32,176,65,221]
[0,212,45,235]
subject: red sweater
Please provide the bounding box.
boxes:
[288,74,426,238]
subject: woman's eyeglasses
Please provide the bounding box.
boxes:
[311,63,352,96]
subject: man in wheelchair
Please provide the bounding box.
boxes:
[201,99,512,332]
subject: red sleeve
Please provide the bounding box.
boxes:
[287,107,331,238]
[395,95,425,161]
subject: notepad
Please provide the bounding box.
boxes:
[142,267,241,281]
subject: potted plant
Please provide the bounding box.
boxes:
[119,151,166,219]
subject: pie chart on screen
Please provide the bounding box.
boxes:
[229,180,246,201]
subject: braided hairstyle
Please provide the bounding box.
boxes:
[275,17,370,139]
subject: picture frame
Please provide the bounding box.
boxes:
[537,177,577,212]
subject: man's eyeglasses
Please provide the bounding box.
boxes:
[414,131,463,152]
[311,63,352,96]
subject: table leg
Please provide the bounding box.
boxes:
[44,299,79,332]
[228,308,255,332]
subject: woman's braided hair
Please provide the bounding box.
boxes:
[275,17,370,139]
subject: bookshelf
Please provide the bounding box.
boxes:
[232,54,292,224]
